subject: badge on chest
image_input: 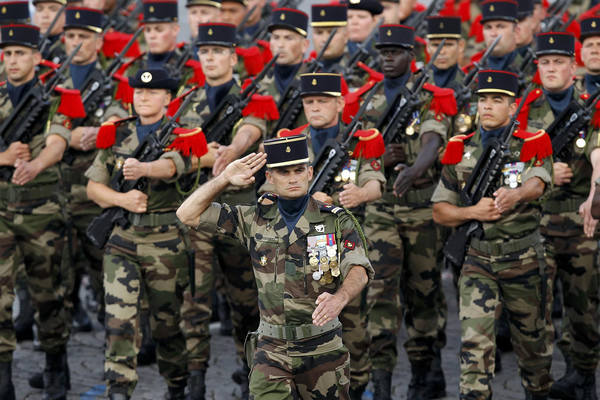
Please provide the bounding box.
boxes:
[334,159,358,184]
[307,232,340,284]
[502,162,525,188]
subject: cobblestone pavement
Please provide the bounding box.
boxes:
[12,271,599,399]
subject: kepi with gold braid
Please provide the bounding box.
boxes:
[0,1,30,24]
[311,3,347,27]
[0,24,39,49]
[476,69,519,97]
[264,134,310,168]
[142,0,178,23]
[535,31,575,56]
[268,8,308,37]
[64,7,104,33]
[426,16,461,39]
[375,24,415,49]
[186,0,221,9]
[580,17,600,41]
[197,23,236,47]
[300,73,342,97]
[479,0,518,23]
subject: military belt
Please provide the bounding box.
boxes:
[542,197,585,214]
[257,318,341,341]
[470,231,541,256]
[127,212,177,227]
[383,184,435,208]
[0,183,59,202]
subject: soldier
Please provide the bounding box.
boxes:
[187,0,222,39]
[0,23,73,400]
[220,0,246,27]
[176,137,375,400]
[518,31,600,400]
[580,17,600,95]
[86,68,206,400]
[347,0,383,66]
[33,0,67,64]
[516,0,539,52]
[432,69,554,399]
[380,0,400,25]
[236,0,268,45]
[360,23,452,399]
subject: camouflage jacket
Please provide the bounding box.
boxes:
[0,79,69,187]
[431,128,553,241]
[320,52,368,90]
[85,116,191,212]
[361,72,451,193]
[195,194,374,335]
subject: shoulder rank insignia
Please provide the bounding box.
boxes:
[441,132,476,165]
[96,116,137,149]
[352,129,385,159]
[512,129,552,164]
[318,202,344,215]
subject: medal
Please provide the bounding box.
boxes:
[327,246,336,258]
[260,256,267,266]
[509,174,518,189]
[321,262,330,272]
[313,271,322,280]
[309,256,318,267]
[331,267,340,277]
[576,137,586,148]
[341,169,351,181]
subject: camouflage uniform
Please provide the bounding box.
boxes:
[431,129,554,398]
[194,194,375,399]
[526,82,600,373]
[320,52,369,90]
[85,116,191,396]
[0,80,72,361]
[360,73,451,372]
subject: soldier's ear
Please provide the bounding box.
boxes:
[301,38,309,54]
[307,165,313,181]
[265,169,273,184]
[32,50,42,66]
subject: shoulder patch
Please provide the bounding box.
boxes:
[370,159,381,171]
[258,192,278,205]
[318,202,345,215]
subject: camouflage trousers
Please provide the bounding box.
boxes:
[339,291,370,389]
[103,224,188,396]
[459,242,553,399]
[249,328,350,399]
[364,199,447,371]
[541,211,600,371]
[0,193,71,361]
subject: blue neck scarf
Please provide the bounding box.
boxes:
[433,64,458,88]
[384,73,410,104]
[69,61,96,91]
[135,118,163,142]
[7,78,36,107]
[480,125,505,149]
[278,194,309,233]
[543,85,574,117]
[310,124,340,156]
[274,63,301,95]
[488,49,518,71]
[322,56,343,73]
[585,73,600,96]
[205,79,235,113]
[147,51,174,69]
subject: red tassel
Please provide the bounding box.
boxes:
[101,31,141,59]
[423,83,458,117]
[356,61,384,83]
[469,15,484,42]
[343,80,377,124]
[439,0,456,16]
[458,0,471,22]
[54,86,86,119]
[341,77,349,96]
[278,123,309,138]
[96,122,117,149]
[513,129,553,164]
[532,69,542,85]
[257,40,273,64]
[581,3,600,19]
[167,86,198,118]
[352,129,385,159]
[236,46,264,76]
[242,94,280,120]
[113,73,134,105]
[304,50,317,63]
[543,0,549,8]
[564,15,580,38]
[516,88,543,132]
[184,59,206,86]
[410,59,418,73]
[167,127,208,157]
[441,132,475,165]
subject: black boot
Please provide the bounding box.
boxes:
[349,384,366,400]
[372,369,392,400]
[526,390,549,400]
[549,368,598,400]
[166,385,186,400]
[494,348,502,374]
[407,363,432,400]
[186,370,206,400]
[14,286,34,341]
[232,363,250,400]
[137,311,156,366]
[496,311,513,352]
[42,351,68,400]
[29,354,71,390]
[426,348,446,398]
[0,361,15,400]
[216,292,232,336]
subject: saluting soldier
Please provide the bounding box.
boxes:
[0,23,73,400]
[579,17,600,96]
[359,23,453,399]
[177,136,375,400]
[86,68,207,400]
[432,70,554,399]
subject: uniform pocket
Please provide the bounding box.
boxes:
[335,355,350,398]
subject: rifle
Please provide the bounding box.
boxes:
[546,90,600,161]
[113,1,143,33]
[406,0,444,39]
[276,0,300,8]
[0,43,82,181]
[86,86,196,249]
[102,0,134,31]
[39,3,67,57]
[442,85,534,270]
[341,20,383,78]
[269,28,338,137]
[236,5,258,44]
[377,39,447,145]
[540,0,573,32]
[308,81,383,195]
[456,35,502,111]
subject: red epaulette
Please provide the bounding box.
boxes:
[441,132,476,165]
[352,129,385,159]
[101,31,141,59]
[242,94,280,120]
[513,129,552,165]
[468,15,484,42]
[96,116,137,149]
[167,86,199,118]
[516,88,543,132]
[166,127,208,157]
[343,79,379,124]
[423,83,458,118]
[277,123,309,138]
[54,86,86,119]
[236,46,264,76]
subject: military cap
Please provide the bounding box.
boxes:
[517,0,534,19]
[128,68,179,91]
[186,0,221,8]
[197,23,236,47]
[580,17,600,41]
[64,7,103,33]
[311,3,347,27]
[0,24,40,49]
[480,0,518,24]
[347,0,383,16]
[32,0,67,4]
[268,8,309,37]
[142,0,178,23]
[476,70,519,97]
[426,16,461,39]
[0,1,30,24]
[535,31,575,57]
[376,24,414,48]
[300,73,342,97]
[264,135,310,168]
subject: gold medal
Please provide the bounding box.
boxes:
[576,138,586,148]
[331,267,340,277]
[326,274,333,284]
[309,256,318,267]
[341,169,351,181]
[321,262,330,272]
[406,125,415,136]
[329,260,338,270]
